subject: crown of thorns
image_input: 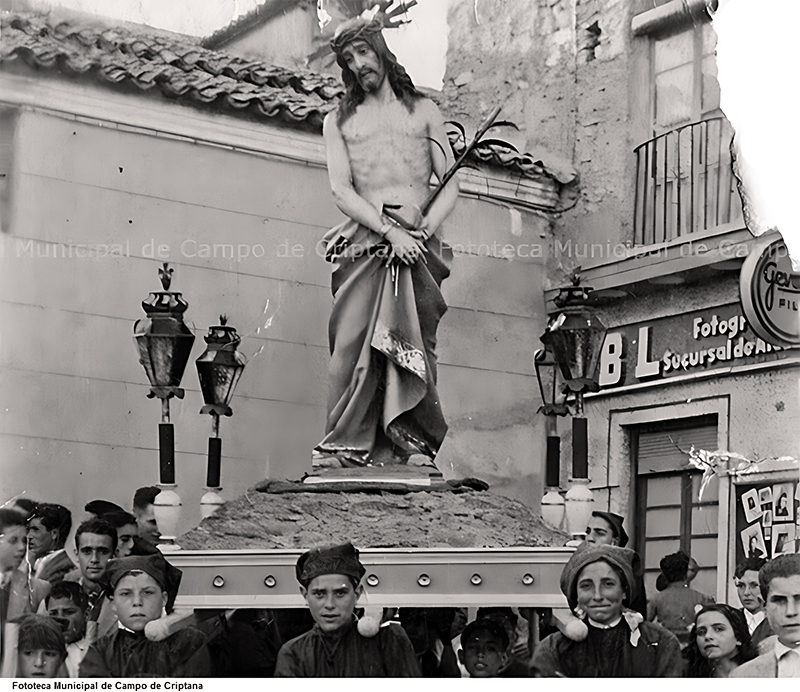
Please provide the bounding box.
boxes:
[330,16,385,54]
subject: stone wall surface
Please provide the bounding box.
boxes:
[443,0,637,286]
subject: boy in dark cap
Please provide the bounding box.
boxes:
[458,618,511,678]
[586,511,629,547]
[79,553,211,677]
[274,542,420,676]
[474,607,531,676]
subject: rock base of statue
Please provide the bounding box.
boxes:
[177,473,568,551]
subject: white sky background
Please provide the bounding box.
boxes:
[714,0,800,268]
[18,1,795,260]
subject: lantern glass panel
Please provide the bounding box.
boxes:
[544,309,606,386]
[197,361,245,409]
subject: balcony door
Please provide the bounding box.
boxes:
[634,19,742,244]
[633,415,719,598]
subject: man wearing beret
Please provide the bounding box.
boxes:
[586,511,628,548]
[274,542,420,676]
[79,553,211,677]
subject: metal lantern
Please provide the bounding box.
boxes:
[540,280,607,409]
[538,276,607,537]
[196,316,247,419]
[133,263,195,548]
[533,348,570,418]
[134,263,195,407]
[195,316,247,517]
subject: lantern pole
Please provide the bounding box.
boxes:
[195,316,247,518]
[534,349,567,529]
[538,276,607,541]
[133,263,195,550]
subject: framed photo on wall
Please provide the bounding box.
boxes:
[741,522,768,559]
[773,524,796,557]
[742,488,762,524]
[773,483,794,521]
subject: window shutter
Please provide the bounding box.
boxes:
[637,416,718,474]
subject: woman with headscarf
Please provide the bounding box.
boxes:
[531,544,683,677]
[683,604,756,677]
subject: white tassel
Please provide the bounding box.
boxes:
[552,607,588,642]
[357,605,382,638]
[144,608,194,642]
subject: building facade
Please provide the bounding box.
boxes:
[0,6,564,532]
[443,0,799,603]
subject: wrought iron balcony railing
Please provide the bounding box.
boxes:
[633,116,743,246]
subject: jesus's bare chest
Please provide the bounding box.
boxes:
[341,103,430,171]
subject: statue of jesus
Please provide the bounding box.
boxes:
[315,16,459,467]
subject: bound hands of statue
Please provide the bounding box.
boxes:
[381,203,428,266]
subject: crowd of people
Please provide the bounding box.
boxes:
[2,496,799,678]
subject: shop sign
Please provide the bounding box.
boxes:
[740,237,800,347]
[598,304,784,388]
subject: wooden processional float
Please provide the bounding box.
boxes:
[169,546,573,610]
[167,472,573,611]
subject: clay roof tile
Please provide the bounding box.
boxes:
[0,11,563,189]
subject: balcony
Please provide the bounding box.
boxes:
[634,116,743,246]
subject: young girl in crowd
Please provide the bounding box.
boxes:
[683,604,756,677]
[3,614,67,678]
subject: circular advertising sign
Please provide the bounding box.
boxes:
[739,236,800,347]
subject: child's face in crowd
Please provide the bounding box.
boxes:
[302,574,362,634]
[115,524,137,558]
[0,525,27,571]
[17,649,63,678]
[48,597,87,644]
[459,630,507,678]
[110,572,167,631]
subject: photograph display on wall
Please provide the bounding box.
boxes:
[773,482,794,521]
[773,523,796,557]
[741,521,768,560]
[741,488,762,524]
[735,479,799,563]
